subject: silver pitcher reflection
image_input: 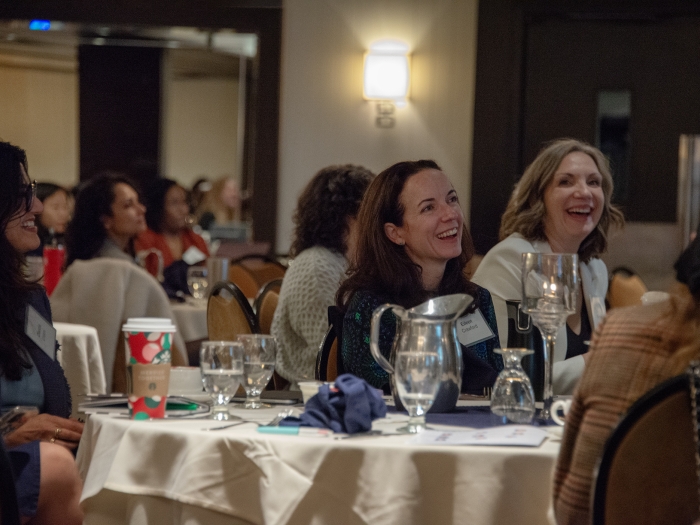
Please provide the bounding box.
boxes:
[370,293,473,413]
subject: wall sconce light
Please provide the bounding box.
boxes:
[364,40,410,128]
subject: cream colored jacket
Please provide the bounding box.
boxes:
[50,258,187,392]
[472,233,608,394]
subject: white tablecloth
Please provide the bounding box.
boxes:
[77,408,560,525]
[171,301,208,342]
[55,322,106,417]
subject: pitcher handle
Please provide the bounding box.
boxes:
[370,303,402,374]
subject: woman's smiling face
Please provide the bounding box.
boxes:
[543,151,604,253]
[5,165,43,253]
[385,168,463,274]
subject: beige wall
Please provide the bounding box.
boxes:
[162,77,240,189]
[277,0,479,252]
[0,58,79,189]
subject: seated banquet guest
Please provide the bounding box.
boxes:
[195,176,241,230]
[553,233,700,525]
[65,173,146,267]
[337,160,503,394]
[25,183,71,258]
[135,178,209,277]
[472,139,624,394]
[0,141,83,524]
[271,164,374,386]
[36,183,70,246]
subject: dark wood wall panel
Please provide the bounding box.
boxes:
[471,0,700,254]
[79,45,162,182]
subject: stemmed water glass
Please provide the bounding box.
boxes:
[490,348,536,424]
[187,266,209,302]
[237,334,277,409]
[521,253,578,421]
[200,341,244,420]
[394,351,442,433]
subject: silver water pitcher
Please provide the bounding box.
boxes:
[370,293,473,413]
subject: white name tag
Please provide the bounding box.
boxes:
[182,246,207,266]
[25,305,56,359]
[456,308,496,347]
[590,296,606,328]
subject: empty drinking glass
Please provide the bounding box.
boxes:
[394,351,442,433]
[521,253,578,421]
[200,341,244,420]
[237,334,277,409]
[187,266,209,301]
[490,348,536,424]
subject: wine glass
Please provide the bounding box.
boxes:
[490,348,536,424]
[394,351,442,433]
[187,266,209,302]
[200,341,244,420]
[237,334,277,409]
[521,253,578,421]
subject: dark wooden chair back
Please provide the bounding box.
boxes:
[315,325,338,381]
[227,264,260,299]
[592,372,700,525]
[207,281,258,341]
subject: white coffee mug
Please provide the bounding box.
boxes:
[551,398,572,426]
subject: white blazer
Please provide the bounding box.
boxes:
[472,233,608,394]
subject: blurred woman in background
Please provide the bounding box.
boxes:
[35,183,70,246]
[65,173,146,267]
[136,178,209,272]
[271,164,374,386]
[195,176,242,230]
[0,140,83,524]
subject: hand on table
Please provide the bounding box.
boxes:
[3,413,84,450]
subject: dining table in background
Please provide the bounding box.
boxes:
[77,405,561,525]
[55,322,106,418]
[170,300,208,365]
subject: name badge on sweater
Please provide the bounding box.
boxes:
[456,308,495,347]
[25,305,56,359]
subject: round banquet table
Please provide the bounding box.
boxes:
[77,405,561,525]
[55,321,106,418]
[170,301,208,343]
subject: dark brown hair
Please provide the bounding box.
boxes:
[337,159,478,310]
[290,164,374,257]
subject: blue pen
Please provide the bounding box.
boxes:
[257,426,332,437]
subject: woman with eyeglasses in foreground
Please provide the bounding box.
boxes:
[0,141,83,524]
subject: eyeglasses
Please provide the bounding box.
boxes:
[20,180,37,212]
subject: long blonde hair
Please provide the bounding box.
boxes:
[500,138,625,262]
[195,177,241,224]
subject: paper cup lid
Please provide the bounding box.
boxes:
[122,318,177,333]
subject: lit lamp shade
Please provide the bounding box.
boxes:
[363,52,410,101]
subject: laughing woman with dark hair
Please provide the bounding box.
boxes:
[337,160,503,394]
[271,164,375,386]
[0,141,83,524]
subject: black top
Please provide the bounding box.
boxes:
[565,302,592,360]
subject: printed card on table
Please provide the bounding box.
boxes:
[409,426,548,447]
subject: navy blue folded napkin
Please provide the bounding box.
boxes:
[279,374,387,434]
